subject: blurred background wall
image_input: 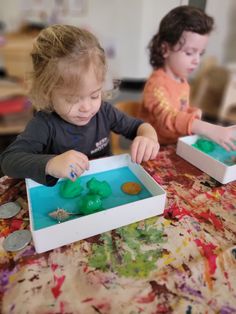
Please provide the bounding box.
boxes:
[0,0,235,80]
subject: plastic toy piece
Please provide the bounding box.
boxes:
[87,177,112,198]
[121,182,142,195]
[79,194,102,215]
[49,208,82,223]
[193,138,216,153]
[60,178,83,198]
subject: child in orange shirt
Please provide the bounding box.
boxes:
[139,5,236,151]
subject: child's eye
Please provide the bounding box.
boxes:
[185,52,193,56]
[65,97,79,104]
[91,94,100,100]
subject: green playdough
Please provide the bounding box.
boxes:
[87,177,112,198]
[193,138,216,153]
[60,178,83,198]
[79,194,102,215]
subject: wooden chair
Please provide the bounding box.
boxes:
[111,100,141,155]
[218,71,236,123]
[190,57,229,121]
[0,80,32,135]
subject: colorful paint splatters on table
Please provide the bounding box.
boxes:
[1,145,236,313]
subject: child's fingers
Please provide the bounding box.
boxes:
[68,164,78,180]
[141,141,160,161]
[67,163,86,181]
[131,143,144,164]
[74,152,89,170]
[76,158,89,172]
[134,142,155,163]
[141,145,155,162]
[218,140,231,152]
[130,140,139,163]
[131,139,159,163]
[226,139,236,151]
[150,144,159,160]
[67,154,89,180]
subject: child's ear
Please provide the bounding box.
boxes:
[161,42,170,58]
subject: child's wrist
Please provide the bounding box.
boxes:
[191,119,205,135]
[45,158,54,175]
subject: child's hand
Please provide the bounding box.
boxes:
[209,125,236,151]
[45,150,89,180]
[192,120,236,151]
[131,136,160,164]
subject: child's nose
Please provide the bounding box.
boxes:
[193,55,200,66]
[79,99,91,112]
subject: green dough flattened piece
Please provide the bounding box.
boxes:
[79,194,102,215]
[60,178,83,198]
[87,177,112,198]
[193,138,215,153]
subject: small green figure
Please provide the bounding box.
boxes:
[87,177,112,198]
[193,138,215,153]
[60,178,83,198]
[79,194,102,215]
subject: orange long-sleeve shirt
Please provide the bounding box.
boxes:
[139,68,200,144]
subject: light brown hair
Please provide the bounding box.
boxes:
[29,24,107,111]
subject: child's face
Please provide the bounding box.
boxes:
[52,67,103,126]
[163,31,209,81]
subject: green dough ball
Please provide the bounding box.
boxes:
[79,194,102,215]
[194,138,215,153]
[87,177,112,198]
[60,178,83,198]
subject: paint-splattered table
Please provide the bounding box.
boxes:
[0,145,236,314]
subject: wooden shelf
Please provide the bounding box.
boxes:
[0,32,37,80]
[0,123,27,135]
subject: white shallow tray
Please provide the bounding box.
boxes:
[26,154,166,253]
[177,135,236,184]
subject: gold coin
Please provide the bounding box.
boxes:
[121,182,142,195]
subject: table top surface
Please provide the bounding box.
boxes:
[0,145,236,314]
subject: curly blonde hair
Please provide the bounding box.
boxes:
[29,24,107,111]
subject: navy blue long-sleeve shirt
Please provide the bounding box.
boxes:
[0,102,143,186]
